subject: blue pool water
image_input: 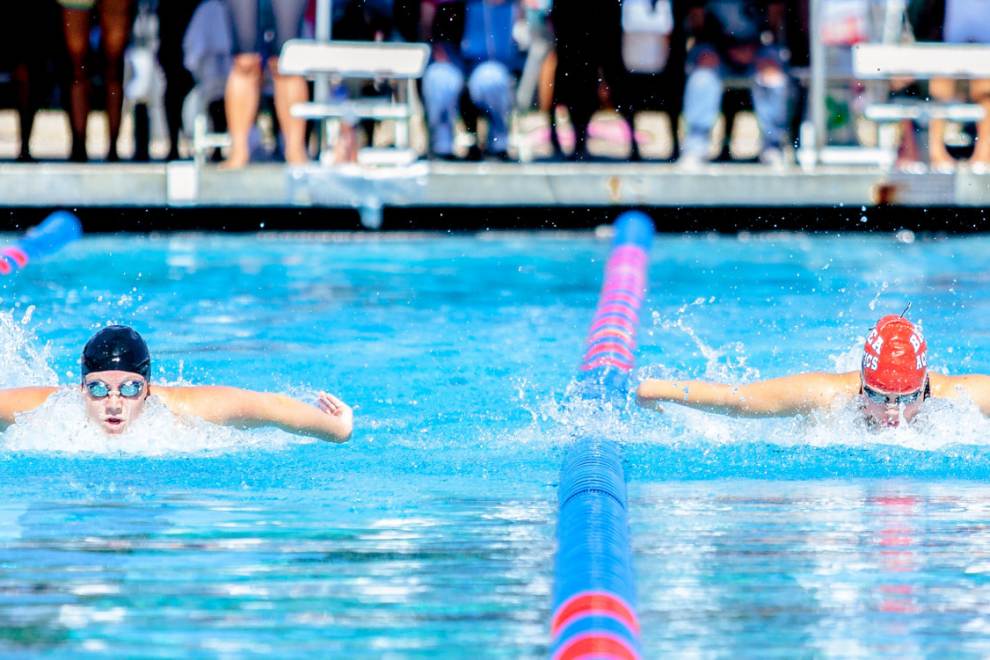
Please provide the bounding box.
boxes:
[3,229,990,656]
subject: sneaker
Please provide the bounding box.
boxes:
[759,147,785,168]
[677,149,706,171]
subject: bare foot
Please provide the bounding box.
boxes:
[284,145,309,166]
[929,146,956,172]
[219,149,250,170]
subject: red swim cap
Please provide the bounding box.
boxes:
[861,315,928,393]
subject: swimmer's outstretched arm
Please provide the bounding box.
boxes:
[156,386,353,442]
[931,374,990,416]
[636,372,858,418]
[0,387,58,430]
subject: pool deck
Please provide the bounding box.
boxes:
[0,161,987,231]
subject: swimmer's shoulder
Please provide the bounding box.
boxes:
[930,373,990,399]
[151,384,202,410]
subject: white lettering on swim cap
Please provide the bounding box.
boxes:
[871,336,884,354]
[862,354,878,371]
[916,351,927,370]
[909,333,922,353]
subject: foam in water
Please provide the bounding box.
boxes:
[0,309,58,389]
[2,388,302,456]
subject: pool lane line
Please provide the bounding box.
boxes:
[550,211,653,660]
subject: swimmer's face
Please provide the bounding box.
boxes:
[861,382,925,428]
[81,370,149,435]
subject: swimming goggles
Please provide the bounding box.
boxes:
[862,384,923,407]
[85,380,145,399]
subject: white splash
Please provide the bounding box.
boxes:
[0,310,58,388]
[2,389,300,456]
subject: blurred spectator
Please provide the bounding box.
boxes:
[908,0,990,169]
[515,0,554,111]
[783,0,808,151]
[515,0,561,157]
[680,0,788,167]
[126,0,165,162]
[613,0,686,161]
[158,0,202,160]
[182,0,231,161]
[59,0,136,162]
[223,0,309,168]
[422,0,522,161]
[0,3,60,162]
[550,0,624,161]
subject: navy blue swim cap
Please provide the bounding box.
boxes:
[81,325,151,380]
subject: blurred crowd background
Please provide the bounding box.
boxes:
[0,0,986,169]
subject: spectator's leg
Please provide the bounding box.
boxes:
[223,0,262,168]
[133,103,151,161]
[539,50,557,113]
[98,0,134,162]
[422,62,466,159]
[223,54,263,168]
[268,57,309,165]
[681,48,722,162]
[12,63,36,162]
[928,77,956,169]
[889,80,922,168]
[516,27,552,110]
[752,55,789,161]
[467,61,513,157]
[540,51,564,158]
[969,79,990,165]
[61,6,92,162]
[458,89,482,159]
[270,0,309,163]
[208,99,228,162]
[157,0,199,160]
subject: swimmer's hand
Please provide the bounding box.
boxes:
[316,391,353,434]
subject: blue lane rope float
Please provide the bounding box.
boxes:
[550,211,654,660]
[0,211,83,276]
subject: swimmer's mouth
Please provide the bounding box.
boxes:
[104,417,125,427]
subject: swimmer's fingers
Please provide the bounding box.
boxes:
[317,391,348,417]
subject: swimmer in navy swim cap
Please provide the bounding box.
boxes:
[637,313,990,428]
[0,325,352,441]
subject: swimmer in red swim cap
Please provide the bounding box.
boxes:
[637,311,990,428]
[859,315,929,427]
